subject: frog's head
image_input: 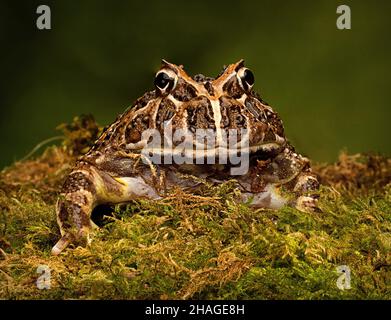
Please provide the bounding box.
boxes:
[152,60,286,152]
[124,60,287,167]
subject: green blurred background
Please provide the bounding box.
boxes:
[0,0,390,169]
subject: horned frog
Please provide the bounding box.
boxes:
[52,60,319,255]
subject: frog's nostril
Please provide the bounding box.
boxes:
[204,81,215,96]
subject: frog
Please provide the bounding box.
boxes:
[52,60,319,255]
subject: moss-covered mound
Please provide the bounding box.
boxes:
[0,116,390,299]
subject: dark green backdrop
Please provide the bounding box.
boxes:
[1,0,390,168]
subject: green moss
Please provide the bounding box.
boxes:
[0,116,390,299]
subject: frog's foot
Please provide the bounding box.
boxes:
[292,172,320,213]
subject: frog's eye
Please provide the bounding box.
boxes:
[154,70,177,94]
[237,67,255,92]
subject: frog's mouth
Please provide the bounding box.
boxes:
[139,142,284,176]
[129,127,286,165]
[140,141,284,163]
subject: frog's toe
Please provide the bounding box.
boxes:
[51,234,72,255]
[51,228,92,255]
[295,195,321,213]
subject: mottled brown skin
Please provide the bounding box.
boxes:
[52,60,319,255]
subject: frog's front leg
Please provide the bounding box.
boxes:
[51,162,161,255]
[52,168,97,255]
